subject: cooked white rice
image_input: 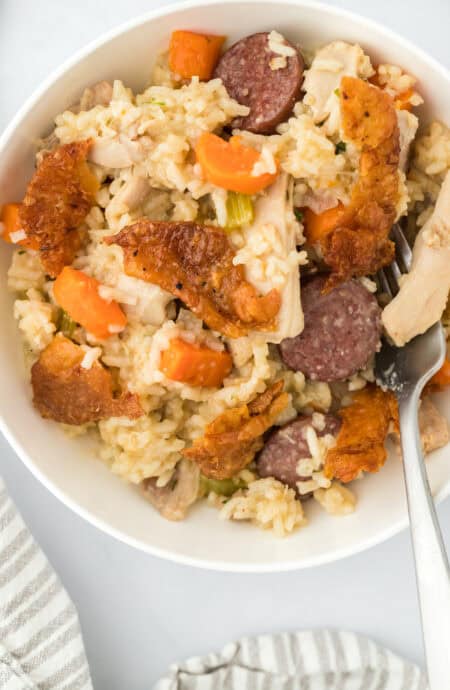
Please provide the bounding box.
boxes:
[55,77,248,200]
[374,63,423,107]
[407,121,450,226]
[314,482,356,515]
[239,102,358,209]
[14,288,56,354]
[8,250,46,292]
[220,477,306,537]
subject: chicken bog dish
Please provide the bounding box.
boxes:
[2,30,450,536]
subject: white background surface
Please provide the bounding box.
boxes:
[1,1,450,688]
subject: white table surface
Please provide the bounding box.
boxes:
[1,1,450,688]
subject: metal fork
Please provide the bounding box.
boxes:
[376,224,450,689]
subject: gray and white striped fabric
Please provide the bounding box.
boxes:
[155,631,427,690]
[0,479,92,690]
[0,477,428,690]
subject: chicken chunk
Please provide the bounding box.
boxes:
[88,136,146,168]
[76,81,113,111]
[302,41,374,136]
[105,175,151,228]
[106,220,281,338]
[419,397,449,454]
[240,173,304,342]
[36,131,60,164]
[382,171,450,345]
[31,336,143,425]
[397,109,419,171]
[391,396,449,456]
[140,460,200,521]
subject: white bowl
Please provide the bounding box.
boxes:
[1,0,449,572]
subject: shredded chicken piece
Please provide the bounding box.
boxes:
[320,77,400,288]
[391,397,449,457]
[183,381,288,480]
[397,109,419,171]
[382,171,450,345]
[76,81,113,112]
[88,136,146,168]
[302,41,374,136]
[324,385,399,483]
[31,335,143,425]
[106,220,280,338]
[140,460,200,521]
[105,176,151,228]
[19,141,99,277]
[419,397,449,454]
[36,131,60,165]
[243,173,304,342]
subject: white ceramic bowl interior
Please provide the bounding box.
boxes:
[1,0,449,572]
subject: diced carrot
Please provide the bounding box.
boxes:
[169,30,226,81]
[196,133,278,194]
[395,88,414,111]
[430,357,450,388]
[0,203,21,243]
[160,337,232,388]
[0,203,39,250]
[303,203,346,244]
[53,266,127,340]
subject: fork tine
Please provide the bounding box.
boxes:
[377,268,392,298]
[383,260,402,296]
[392,223,413,271]
[377,224,413,301]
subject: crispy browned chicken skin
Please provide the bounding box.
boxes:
[183,380,288,479]
[31,336,143,425]
[321,77,400,288]
[19,140,98,277]
[106,220,280,338]
[324,385,399,483]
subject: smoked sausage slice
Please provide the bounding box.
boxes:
[279,276,382,382]
[257,414,341,491]
[214,31,304,134]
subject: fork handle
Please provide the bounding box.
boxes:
[399,390,450,689]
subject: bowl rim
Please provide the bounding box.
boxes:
[1,0,449,572]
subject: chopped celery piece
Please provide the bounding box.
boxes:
[57,309,77,338]
[200,475,246,497]
[226,192,254,229]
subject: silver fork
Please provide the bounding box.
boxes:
[376,224,450,689]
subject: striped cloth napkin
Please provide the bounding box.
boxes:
[0,479,92,690]
[155,632,428,689]
[0,477,427,690]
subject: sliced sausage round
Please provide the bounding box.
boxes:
[279,276,382,382]
[257,414,341,491]
[214,32,304,134]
